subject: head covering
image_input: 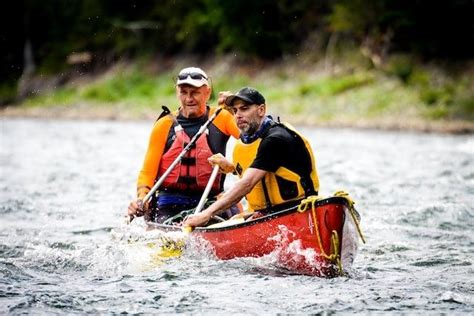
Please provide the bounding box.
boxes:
[240,116,273,144]
[176,67,209,87]
[225,87,265,106]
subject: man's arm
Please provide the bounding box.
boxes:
[183,168,267,227]
[137,117,173,198]
[128,117,172,218]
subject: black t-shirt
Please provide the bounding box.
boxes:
[250,124,313,177]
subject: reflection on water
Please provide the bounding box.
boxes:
[1,118,473,313]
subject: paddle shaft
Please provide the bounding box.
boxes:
[194,165,220,214]
[142,107,223,204]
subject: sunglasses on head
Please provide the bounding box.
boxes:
[177,72,208,80]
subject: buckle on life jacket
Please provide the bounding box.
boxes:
[181,157,196,165]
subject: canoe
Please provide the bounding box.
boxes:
[148,192,365,277]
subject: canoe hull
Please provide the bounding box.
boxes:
[192,196,358,276]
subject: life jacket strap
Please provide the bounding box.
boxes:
[180,157,196,165]
[178,176,197,185]
[156,105,171,121]
[261,178,272,209]
[300,175,317,197]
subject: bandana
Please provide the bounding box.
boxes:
[240,116,273,144]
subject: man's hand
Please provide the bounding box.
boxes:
[217,91,232,106]
[209,153,234,174]
[127,199,149,219]
[183,211,212,228]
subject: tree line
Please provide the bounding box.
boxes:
[2,0,473,90]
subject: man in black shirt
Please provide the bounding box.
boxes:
[184,87,320,227]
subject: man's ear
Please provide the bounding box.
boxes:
[205,86,213,100]
[257,104,266,116]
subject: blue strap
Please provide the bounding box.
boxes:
[157,193,200,208]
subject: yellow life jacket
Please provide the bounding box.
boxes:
[233,122,319,211]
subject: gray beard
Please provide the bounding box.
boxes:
[241,121,260,136]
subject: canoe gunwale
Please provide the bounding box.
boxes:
[145,196,351,234]
[195,196,350,233]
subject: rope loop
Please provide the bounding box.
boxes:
[297,191,366,275]
[297,195,323,213]
[334,190,366,244]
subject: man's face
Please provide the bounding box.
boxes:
[230,99,265,135]
[177,84,211,118]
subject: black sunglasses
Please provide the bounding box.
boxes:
[177,72,208,80]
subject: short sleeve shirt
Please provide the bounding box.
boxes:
[250,125,313,176]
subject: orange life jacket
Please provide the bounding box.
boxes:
[157,123,221,194]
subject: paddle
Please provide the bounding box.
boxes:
[194,165,220,215]
[144,165,219,254]
[128,107,223,223]
[182,164,220,233]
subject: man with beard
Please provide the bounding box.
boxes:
[184,87,320,227]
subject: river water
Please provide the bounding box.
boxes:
[1,118,473,314]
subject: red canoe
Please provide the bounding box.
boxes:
[187,194,365,276]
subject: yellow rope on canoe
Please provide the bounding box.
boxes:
[333,191,366,244]
[331,230,344,275]
[297,192,366,275]
[297,196,340,266]
[297,195,324,213]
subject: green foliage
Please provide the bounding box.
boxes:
[328,2,367,35]
[0,82,17,105]
[420,89,441,105]
[3,0,473,87]
[13,50,473,126]
[22,66,179,111]
[298,73,373,97]
[210,74,251,102]
[419,85,456,107]
[210,0,324,58]
[23,87,77,108]
[456,95,474,119]
[80,69,176,107]
[385,55,414,83]
[327,0,390,38]
[412,69,474,120]
[424,105,450,120]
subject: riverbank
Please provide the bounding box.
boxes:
[2,103,473,134]
[2,54,473,134]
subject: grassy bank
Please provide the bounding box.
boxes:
[2,54,473,133]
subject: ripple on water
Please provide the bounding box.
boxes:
[437,291,473,306]
[410,257,451,267]
[0,243,26,258]
[0,199,35,214]
[21,243,90,274]
[6,290,108,314]
[375,244,412,254]
[398,203,472,231]
[0,261,34,282]
[3,120,474,314]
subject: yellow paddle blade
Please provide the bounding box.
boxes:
[155,247,183,258]
[145,237,184,264]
